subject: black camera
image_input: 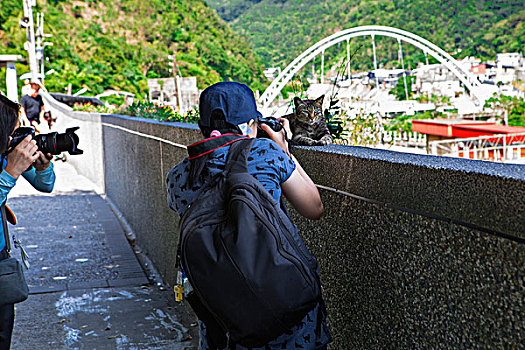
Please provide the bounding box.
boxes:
[257,117,283,138]
[5,127,83,157]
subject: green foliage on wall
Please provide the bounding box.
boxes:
[0,0,266,98]
[126,101,200,123]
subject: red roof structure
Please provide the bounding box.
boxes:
[412,119,525,144]
[412,119,493,137]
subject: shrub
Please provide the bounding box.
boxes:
[73,102,112,113]
[126,101,199,123]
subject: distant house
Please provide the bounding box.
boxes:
[459,56,482,72]
[413,64,463,98]
[264,67,281,81]
[470,63,486,75]
[496,53,523,68]
[492,53,522,86]
[367,68,408,88]
[147,77,199,112]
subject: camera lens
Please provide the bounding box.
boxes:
[33,127,83,155]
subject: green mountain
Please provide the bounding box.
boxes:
[0,0,266,98]
[207,0,525,70]
[206,0,262,22]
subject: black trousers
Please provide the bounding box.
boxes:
[0,248,14,350]
[0,303,14,350]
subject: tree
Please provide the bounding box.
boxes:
[483,94,525,126]
[389,76,415,101]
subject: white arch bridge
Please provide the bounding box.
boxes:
[258,25,490,110]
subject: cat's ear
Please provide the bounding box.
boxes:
[315,95,325,106]
[294,97,304,108]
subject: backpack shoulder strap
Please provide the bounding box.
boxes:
[224,138,256,175]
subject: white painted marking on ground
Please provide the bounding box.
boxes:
[118,290,134,298]
[64,326,81,346]
[55,291,109,317]
[151,309,184,341]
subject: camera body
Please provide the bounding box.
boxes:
[257,117,283,138]
[5,127,83,157]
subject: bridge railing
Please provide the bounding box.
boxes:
[381,130,427,148]
[44,94,524,349]
[429,132,525,163]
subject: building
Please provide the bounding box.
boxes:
[496,53,523,68]
[412,119,525,160]
[470,63,486,75]
[412,64,463,98]
[368,68,408,89]
[147,77,199,112]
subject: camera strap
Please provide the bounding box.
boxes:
[187,133,248,160]
[1,204,11,254]
[1,204,30,269]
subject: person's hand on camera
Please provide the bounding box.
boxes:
[5,135,39,178]
[30,120,40,133]
[259,118,292,157]
[33,151,52,171]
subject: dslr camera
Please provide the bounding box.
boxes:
[257,117,283,138]
[5,127,83,157]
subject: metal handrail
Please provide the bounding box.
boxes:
[429,132,525,162]
[430,132,525,146]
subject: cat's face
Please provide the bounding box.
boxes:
[293,95,325,128]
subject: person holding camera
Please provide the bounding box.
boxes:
[167,82,331,350]
[20,82,45,131]
[0,93,55,350]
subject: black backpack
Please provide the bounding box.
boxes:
[177,138,321,348]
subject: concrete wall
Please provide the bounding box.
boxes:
[289,146,524,348]
[45,102,524,349]
[44,94,105,193]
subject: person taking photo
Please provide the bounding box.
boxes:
[167,82,331,350]
[0,93,55,350]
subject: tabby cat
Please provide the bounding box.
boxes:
[285,95,332,146]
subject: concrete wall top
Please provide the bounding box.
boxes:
[315,144,525,180]
[291,144,525,241]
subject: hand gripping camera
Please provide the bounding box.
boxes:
[5,127,83,157]
[257,117,283,139]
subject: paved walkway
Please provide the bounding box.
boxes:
[7,161,198,349]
